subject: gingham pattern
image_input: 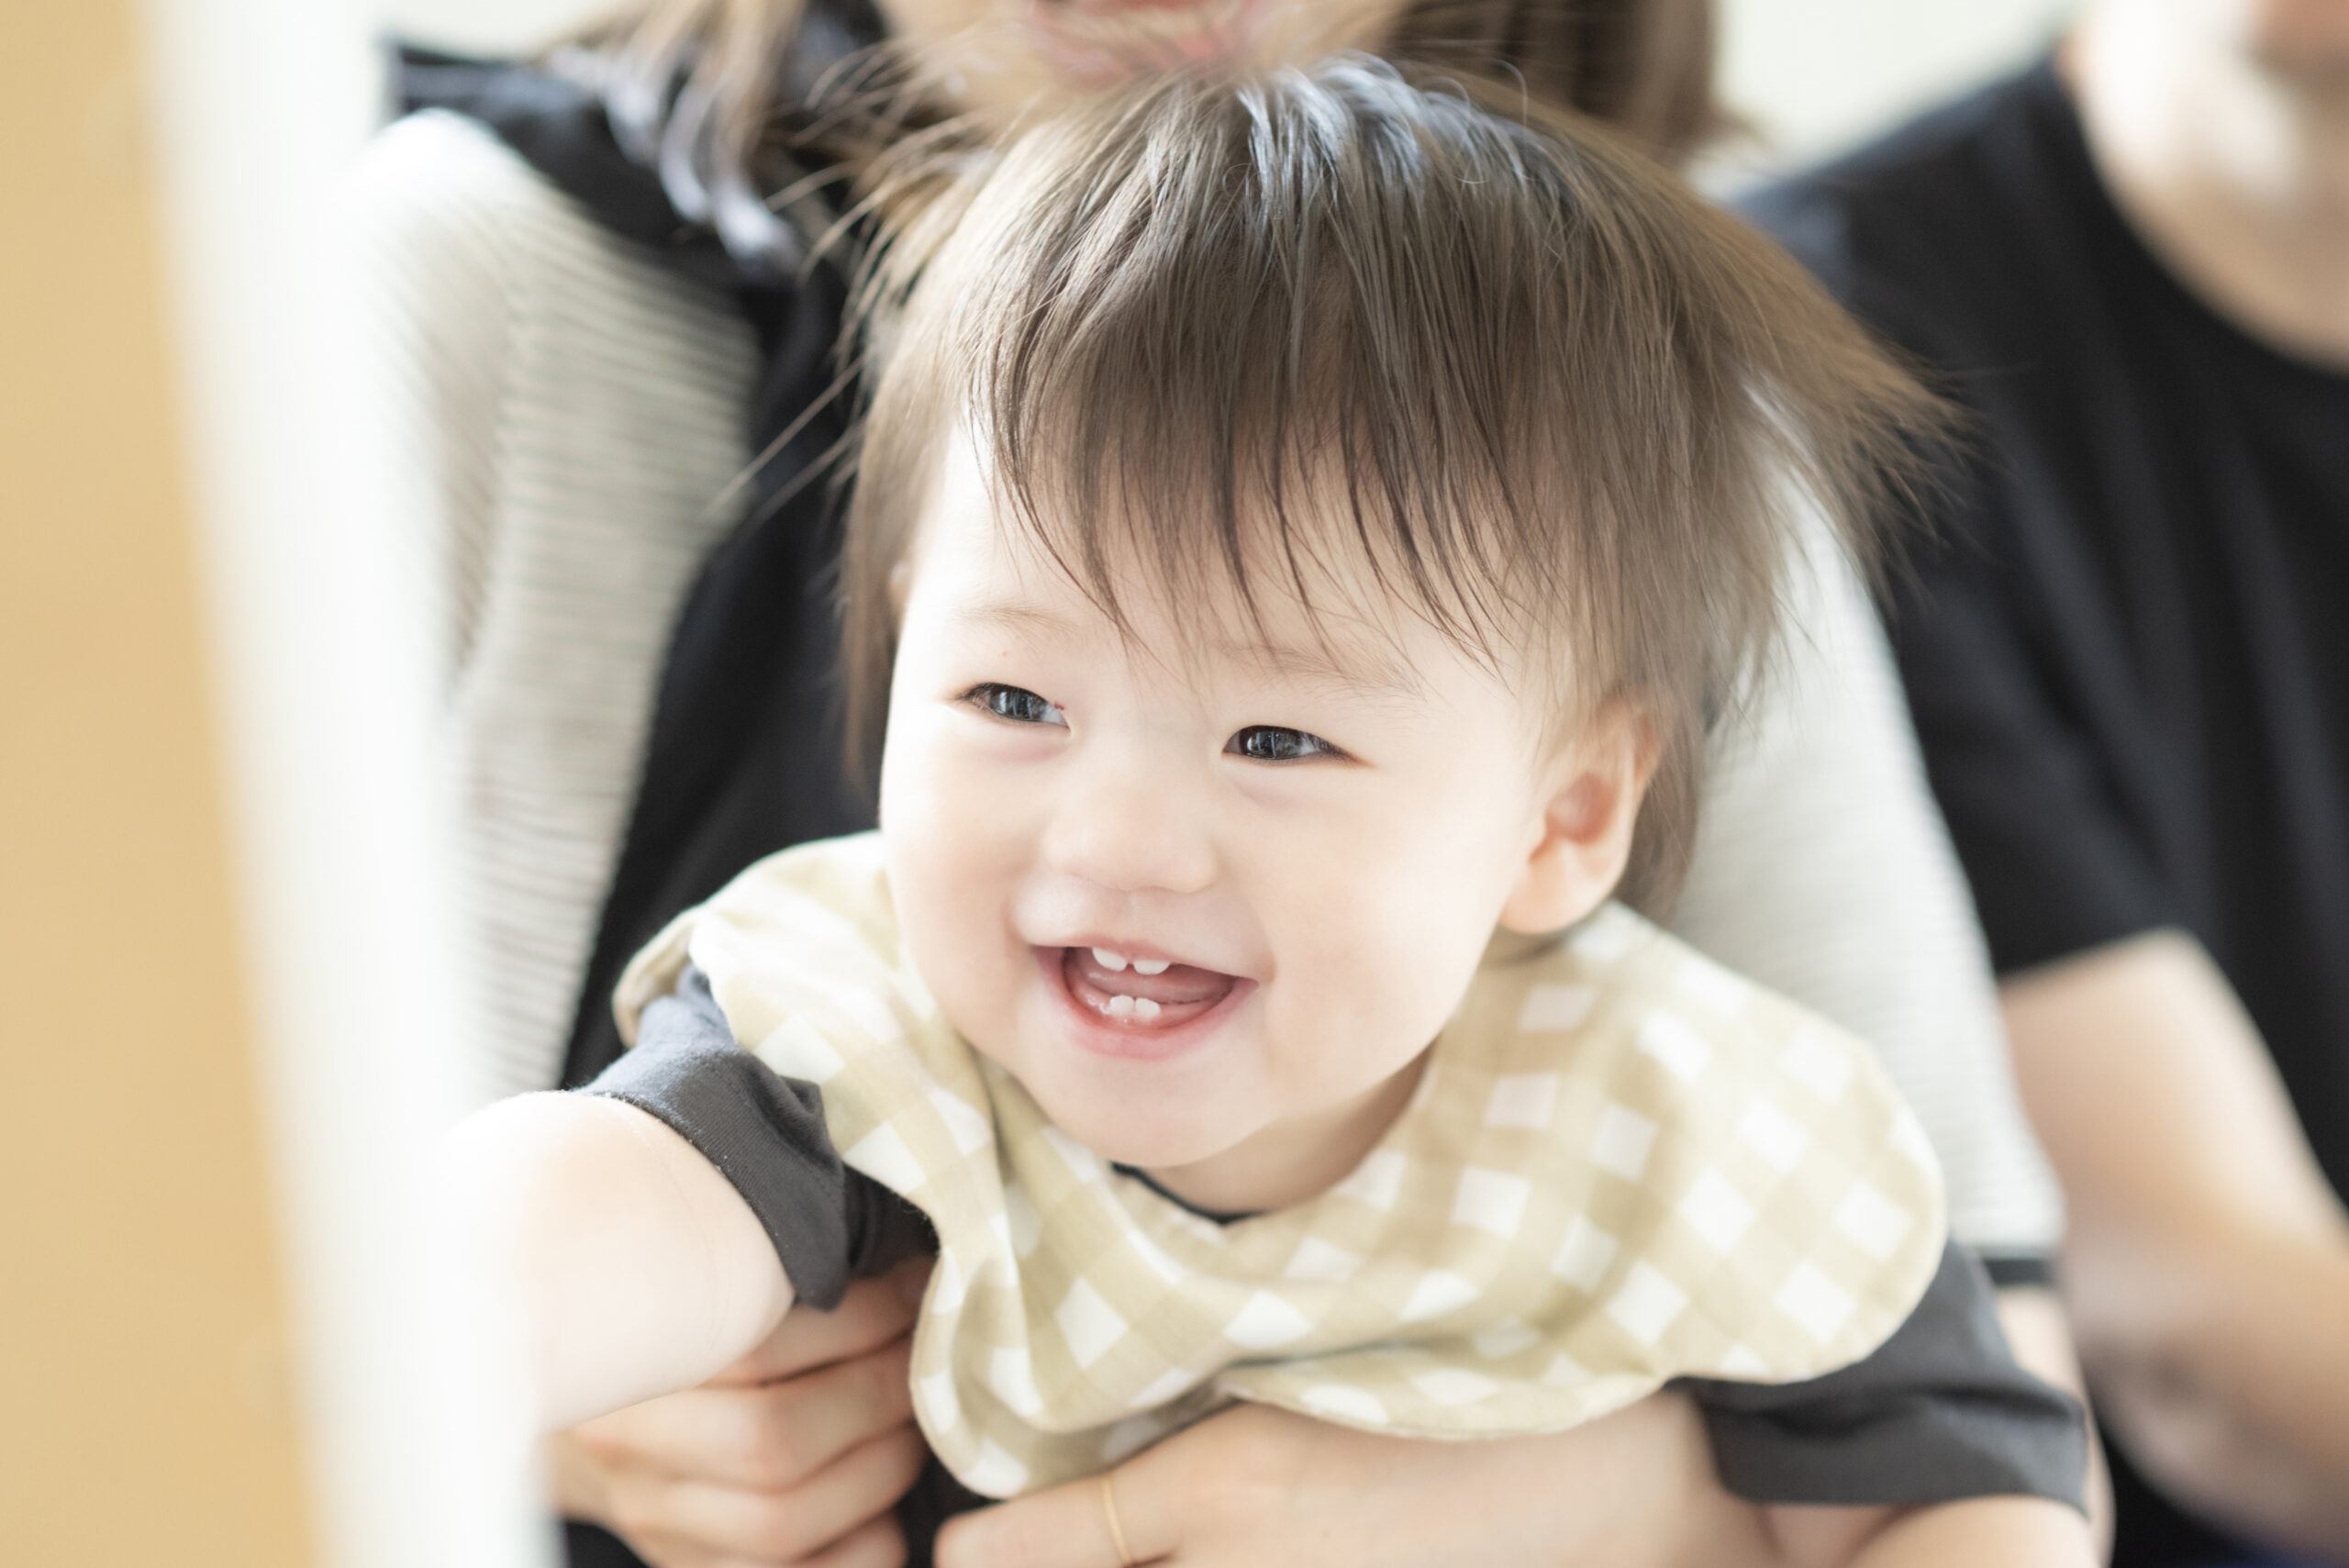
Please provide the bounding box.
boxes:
[616,834,1947,1498]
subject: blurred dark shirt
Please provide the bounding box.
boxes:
[1753,59,2349,1568]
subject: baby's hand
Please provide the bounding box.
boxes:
[556,1262,932,1567]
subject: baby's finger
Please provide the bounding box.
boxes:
[720,1261,932,1385]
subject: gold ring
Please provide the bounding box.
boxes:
[1099,1473,1136,1567]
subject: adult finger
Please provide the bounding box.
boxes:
[794,1514,909,1568]
[931,1478,1141,1568]
[629,1513,907,1568]
[798,1514,911,1568]
[935,1435,1214,1568]
[579,1335,917,1489]
[605,1425,930,1564]
[718,1261,932,1385]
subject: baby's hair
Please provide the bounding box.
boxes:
[841,57,1944,912]
[580,0,1720,262]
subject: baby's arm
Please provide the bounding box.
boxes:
[1762,1497,2093,1568]
[439,1092,794,1431]
[1688,1240,2094,1568]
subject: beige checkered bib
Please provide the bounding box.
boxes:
[616,833,1946,1498]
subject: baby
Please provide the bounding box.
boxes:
[448,59,2090,1564]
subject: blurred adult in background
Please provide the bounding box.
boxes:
[351,0,2086,1562]
[1754,2,2349,1564]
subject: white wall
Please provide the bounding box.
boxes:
[388,0,618,52]
[384,0,2081,168]
[1716,0,2078,176]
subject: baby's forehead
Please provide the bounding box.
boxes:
[907,437,1465,700]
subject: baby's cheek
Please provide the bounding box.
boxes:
[1286,910,1458,1082]
[885,817,1014,1031]
[1364,880,1499,1032]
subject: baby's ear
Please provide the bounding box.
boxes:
[1497,701,1657,936]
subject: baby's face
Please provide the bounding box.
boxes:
[878,438,1614,1207]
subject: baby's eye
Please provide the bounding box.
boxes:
[1227,725,1340,762]
[965,683,1065,727]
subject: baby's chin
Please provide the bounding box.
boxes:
[1043,1093,1241,1172]
[1005,1068,1255,1183]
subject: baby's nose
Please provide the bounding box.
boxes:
[1041,750,1216,895]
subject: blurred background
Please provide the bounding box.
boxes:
[389,0,2081,175]
[2,1,2077,1563]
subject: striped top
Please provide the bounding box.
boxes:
[340,109,2064,1256]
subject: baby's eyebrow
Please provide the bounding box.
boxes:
[948,595,1428,702]
[944,598,1093,648]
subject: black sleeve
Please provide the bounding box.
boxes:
[1681,1241,2087,1511]
[583,967,935,1308]
[1981,1253,2055,1290]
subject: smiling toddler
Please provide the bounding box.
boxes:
[448,58,2091,1564]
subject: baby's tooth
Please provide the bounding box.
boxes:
[1107,994,1135,1017]
[1133,997,1162,1019]
[1130,959,1170,976]
[1092,947,1129,972]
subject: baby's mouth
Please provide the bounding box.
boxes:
[1060,945,1238,1027]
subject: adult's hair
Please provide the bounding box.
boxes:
[579,0,1719,272]
[838,58,1943,911]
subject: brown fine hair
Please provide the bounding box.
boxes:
[840,59,1945,913]
[581,0,1720,228]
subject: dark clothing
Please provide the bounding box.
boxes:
[1752,61,2349,1568]
[596,969,941,1307]
[589,968,2088,1535]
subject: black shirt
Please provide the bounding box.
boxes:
[1752,61,2349,1568]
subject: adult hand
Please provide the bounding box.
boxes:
[553,1259,933,1568]
[935,1390,1773,1568]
